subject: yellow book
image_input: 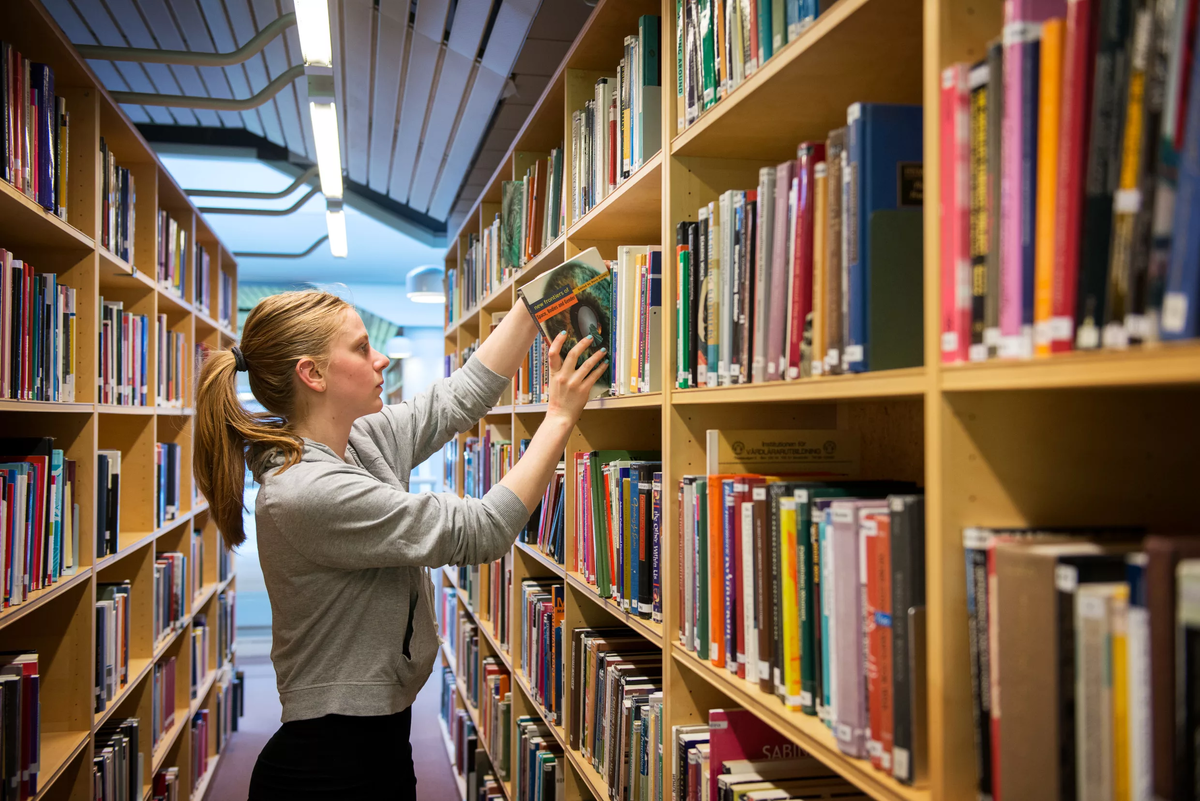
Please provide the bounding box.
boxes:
[779,497,802,710]
[1034,18,1064,357]
[1112,583,1131,801]
[811,163,828,376]
[714,0,726,97]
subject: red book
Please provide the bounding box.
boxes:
[707,708,807,801]
[868,510,895,773]
[787,142,825,378]
[941,64,971,364]
[1050,0,1096,353]
[864,512,883,769]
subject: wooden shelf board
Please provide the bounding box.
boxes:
[191,752,222,801]
[189,670,218,718]
[96,403,155,415]
[672,646,929,801]
[152,622,187,661]
[30,729,91,801]
[670,0,923,160]
[672,368,928,404]
[155,405,190,416]
[0,179,94,251]
[514,540,565,577]
[193,500,210,516]
[564,571,664,647]
[511,671,608,801]
[95,531,156,572]
[0,400,94,413]
[940,341,1200,391]
[456,676,481,732]
[156,286,193,315]
[0,567,91,631]
[567,152,663,243]
[511,391,665,416]
[440,640,456,668]
[94,656,154,729]
[455,591,512,672]
[486,404,517,416]
[194,311,220,333]
[192,582,219,617]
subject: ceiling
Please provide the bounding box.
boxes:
[42,0,594,237]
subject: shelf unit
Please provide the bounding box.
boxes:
[0,1,242,799]
[438,1,1200,801]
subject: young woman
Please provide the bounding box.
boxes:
[193,289,606,800]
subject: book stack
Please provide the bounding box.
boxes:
[153,552,187,644]
[676,106,923,385]
[571,15,662,224]
[571,627,663,798]
[190,528,204,596]
[436,582,458,655]
[189,709,209,789]
[156,211,187,299]
[0,651,40,800]
[216,590,235,666]
[672,709,863,801]
[445,267,459,327]
[940,1,1200,359]
[461,230,482,313]
[676,1,827,131]
[1,46,68,218]
[462,429,513,500]
[217,537,231,584]
[95,718,144,801]
[99,296,149,406]
[156,317,185,408]
[190,614,208,699]
[518,459,565,565]
[154,442,182,527]
[447,705,503,801]
[479,656,512,782]
[215,671,236,755]
[504,148,567,273]
[572,450,664,621]
[99,138,135,263]
[443,437,459,496]
[608,246,662,396]
[95,581,132,713]
[675,428,926,784]
[1,436,80,605]
[964,531,1200,801]
[150,766,179,801]
[453,551,511,653]
[194,244,211,315]
[519,578,564,724]
[514,718,564,801]
[150,657,177,751]
[217,271,234,328]
[2,250,78,402]
[455,617,479,699]
[96,449,121,558]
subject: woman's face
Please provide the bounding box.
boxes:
[323,308,390,419]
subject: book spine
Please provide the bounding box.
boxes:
[942,65,972,364]
[963,528,994,801]
[788,143,824,378]
[1034,19,1065,357]
[831,502,865,757]
[843,104,865,372]
[766,162,792,380]
[1161,3,1200,339]
[825,129,845,374]
[968,62,991,361]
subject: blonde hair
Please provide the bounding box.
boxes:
[194,290,352,548]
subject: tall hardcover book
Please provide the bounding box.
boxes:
[968,61,991,361]
[787,142,825,378]
[1033,19,1065,357]
[1162,5,1200,339]
[706,708,807,801]
[941,64,971,364]
[889,494,925,785]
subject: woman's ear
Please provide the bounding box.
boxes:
[295,356,326,393]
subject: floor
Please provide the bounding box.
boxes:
[206,656,459,800]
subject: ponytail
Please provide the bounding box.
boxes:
[193,290,351,549]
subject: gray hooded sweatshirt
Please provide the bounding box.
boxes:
[250,356,530,722]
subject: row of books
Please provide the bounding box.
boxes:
[509,149,566,271]
[1,437,80,606]
[194,244,212,316]
[519,459,565,566]
[100,138,135,263]
[2,252,79,401]
[216,534,232,583]
[190,616,208,700]
[214,668,244,757]
[443,437,459,495]
[676,106,923,386]
[154,441,182,528]
[216,590,235,665]
[1,45,68,217]
[477,657,512,783]
[150,656,177,752]
[0,651,40,801]
[940,0,1200,361]
[455,616,480,701]
[443,691,505,801]
[150,766,179,801]
[156,211,187,300]
[437,582,459,654]
[153,551,187,644]
[516,315,550,404]
[673,709,864,801]
[189,708,209,790]
[514,717,565,801]
[570,15,662,223]
[190,529,204,598]
[463,431,513,502]
[216,270,234,328]
[965,531,1200,801]
[518,578,564,726]
[100,297,149,406]
[95,581,132,714]
[156,320,186,408]
[96,449,121,558]
[95,717,143,801]
[453,552,513,653]
[571,628,664,799]
[572,450,663,620]
[676,0,827,132]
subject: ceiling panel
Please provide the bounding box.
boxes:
[366,0,409,194]
[135,0,223,126]
[340,0,373,184]
[196,0,266,136]
[170,0,245,128]
[250,0,308,156]
[222,0,287,146]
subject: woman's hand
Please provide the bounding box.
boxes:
[545,331,607,426]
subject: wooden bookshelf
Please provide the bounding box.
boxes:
[0,1,242,799]
[437,1,1200,800]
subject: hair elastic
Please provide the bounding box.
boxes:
[231,346,248,372]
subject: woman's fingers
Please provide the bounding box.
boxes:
[573,346,607,381]
[583,358,610,388]
[547,331,567,371]
[564,335,595,372]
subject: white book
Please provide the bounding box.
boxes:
[752,168,774,383]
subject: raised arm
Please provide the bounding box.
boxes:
[472,297,541,380]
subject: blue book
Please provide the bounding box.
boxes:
[1163,14,1200,339]
[786,0,802,41]
[49,449,63,579]
[844,102,924,372]
[1019,37,1040,348]
[759,0,774,65]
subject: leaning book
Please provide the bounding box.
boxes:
[517,247,613,400]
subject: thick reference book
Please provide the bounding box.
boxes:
[517,247,613,400]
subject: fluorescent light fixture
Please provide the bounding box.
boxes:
[294,0,333,67]
[406,264,445,304]
[326,208,348,257]
[309,101,343,200]
[386,335,413,359]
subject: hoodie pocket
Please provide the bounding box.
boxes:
[401,582,418,660]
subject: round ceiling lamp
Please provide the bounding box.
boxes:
[406,264,445,304]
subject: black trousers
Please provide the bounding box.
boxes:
[247,707,416,800]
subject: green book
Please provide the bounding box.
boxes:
[678,223,692,388]
[698,0,717,109]
[759,0,774,64]
[772,0,786,52]
[501,181,523,272]
[865,209,925,370]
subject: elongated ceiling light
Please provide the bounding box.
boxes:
[296,0,346,257]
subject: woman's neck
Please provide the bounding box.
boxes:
[291,413,354,461]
